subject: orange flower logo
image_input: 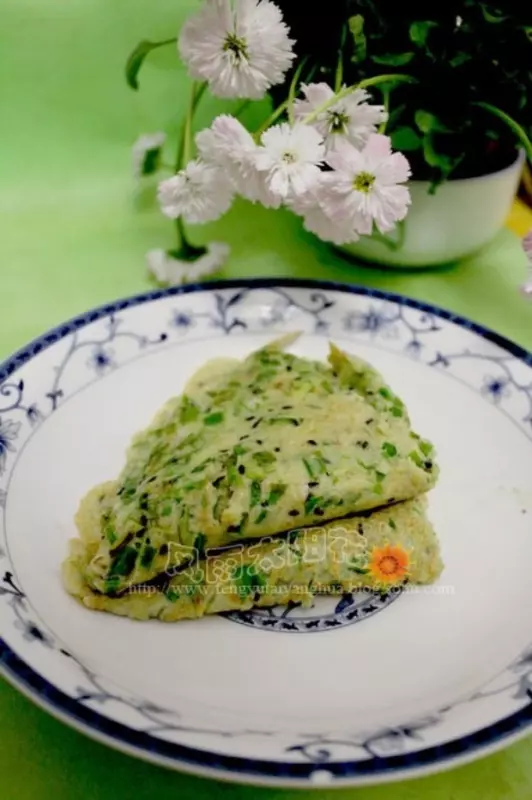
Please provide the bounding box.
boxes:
[369,544,409,584]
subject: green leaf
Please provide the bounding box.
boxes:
[194,533,206,553]
[125,39,175,90]
[415,110,451,134]
[480,4,508,23]
[391,126,422,152]
[409,21,437,48]
[348,15,366,64]
[372,52,415,67]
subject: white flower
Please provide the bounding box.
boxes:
[178,0,295,100]
[196,115,279,206]
[255,122,325,202]
[521,229,532,297]
[289,182,358,246]
[132,132,167,178]
[294,83,387,152]
[147,242,230,286]
[157,160,234,224]
[319,134,411,236]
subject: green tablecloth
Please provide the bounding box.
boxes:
[2,1,532,797]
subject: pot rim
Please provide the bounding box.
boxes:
[409,147,525,188]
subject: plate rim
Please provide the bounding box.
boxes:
[1,276,531,786]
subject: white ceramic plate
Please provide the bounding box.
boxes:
[1,279,532,788]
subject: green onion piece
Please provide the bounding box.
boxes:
[382,442,397,457]
[204,411,224,426]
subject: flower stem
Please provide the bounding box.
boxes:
[474,101,532,163]
[335,25,348,92]
[379,86,391,134]
[234,99,251,119]
[303,74,417,125]
[173,81,207,252]
[287,56,308,125]
[254,100,289,140]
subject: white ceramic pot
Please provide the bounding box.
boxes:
[339,150,525,268]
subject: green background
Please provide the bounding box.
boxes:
[2,1,532,797]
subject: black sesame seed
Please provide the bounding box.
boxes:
[424,460,433,470]
[307,439,318,446]
[239,434,250,441]
[286,366,293,372]
[356,440,369,449]
[365,418,374,425]
[281,405,294,410]
[245,416,255,422]
[314,508,324,516]
[308,481,319,488]
[238,464,246,474]
[159,543,168,555]
[274,447,281,453]
[357,523,365,535]
[256,439,263,445]
[289,509,300,517]
[251,417,263,429]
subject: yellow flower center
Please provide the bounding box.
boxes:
[282,151,297,164]
[223,33,248,62]
[353,171,375,193]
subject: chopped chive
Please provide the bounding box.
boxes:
[389,519,397,530]
[233,444,247,456]
[180,396,200,424]
[378,387,393,400]
[409,450,424,468]
[109,546,138,577]
[267,483,287,506]
[375,470,386,482]
[419,440,434,457]
[302,458,314,478]
[204,412,224,426]
[391,405,403,417]
[250,480,262,507]
[161,505,173,517]
[382,442,397,458]
[165,588,180,602]
[255,509,268,524]
[253,451,277,466]
[104,527,117,545]
[372,483,384,495]
[140,544,156,568]
[194,533,207,553]
[304,494,323,515]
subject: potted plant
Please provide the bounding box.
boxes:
[272,1,532,266]
[127,0,532,282]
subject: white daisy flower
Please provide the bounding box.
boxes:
[178,0,295,100]
[255,122,325,202]
[132,132,167,178]
[147,242,230,286]
[289,182,358,246]
[294,83,387,152]
[195,115,279,206]
[521,229,532,297]
[319,134,411,236]
[157,160,234,224]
